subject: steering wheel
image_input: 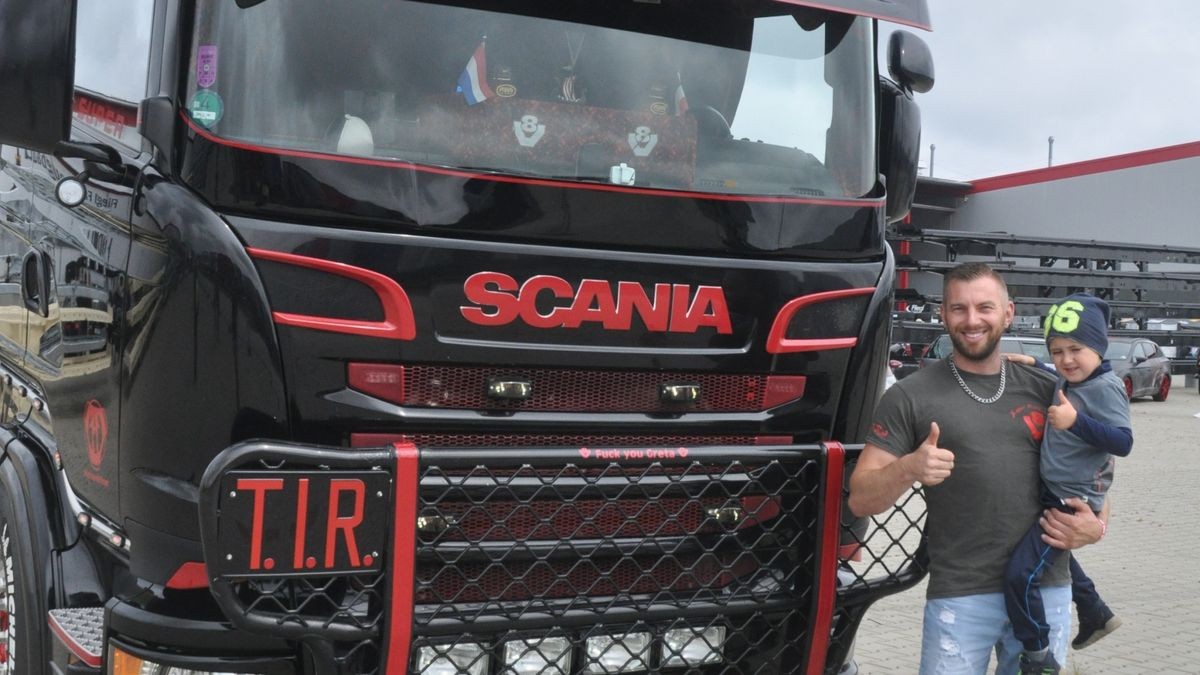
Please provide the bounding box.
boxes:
[690,105,732,141]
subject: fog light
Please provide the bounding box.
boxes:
[416,643,489,675]
[662,626,725,667]
[503,636,572,674]
[583,632,650,673]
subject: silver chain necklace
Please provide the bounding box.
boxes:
[947,357,1006,404]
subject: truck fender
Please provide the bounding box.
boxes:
[0,430,55,672]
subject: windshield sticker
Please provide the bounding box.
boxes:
[628,126,658,157]
[514,114,545,147]
[197,45,218,88]
[190,89,224,129]
[494,65,516,98]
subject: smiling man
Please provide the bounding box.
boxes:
[848,262,1106,674]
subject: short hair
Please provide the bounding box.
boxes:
[942,261,1008,298]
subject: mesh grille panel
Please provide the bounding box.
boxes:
[422,495,779,542]
[410,453,823,673]
[402,365,773,412]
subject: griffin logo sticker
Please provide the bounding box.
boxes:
[84,400,110,487]
[85,400,108,469]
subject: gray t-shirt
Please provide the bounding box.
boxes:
[866,358,1070,599]
[1042,370,1130,512]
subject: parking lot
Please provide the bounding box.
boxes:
[852,376,1200,674]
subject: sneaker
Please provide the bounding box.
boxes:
[1073,604,1121,650]
[1018,651,1061,675]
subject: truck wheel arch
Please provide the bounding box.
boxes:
[0,441,54,675]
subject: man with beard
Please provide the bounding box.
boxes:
[848,262,1106,674]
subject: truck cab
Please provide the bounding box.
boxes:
[0,1,932,673]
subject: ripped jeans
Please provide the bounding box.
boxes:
[920,587,1069,674]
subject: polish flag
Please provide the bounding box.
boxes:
[456,40,494,105]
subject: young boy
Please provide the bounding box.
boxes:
[1004,293,1131,674]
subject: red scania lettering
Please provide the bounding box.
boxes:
[460,271,520,325]
[459,272,732,334]
[519,275,575,328]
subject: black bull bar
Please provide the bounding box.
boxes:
[198,441,927,674]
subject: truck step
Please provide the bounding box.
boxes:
[48,607,104,669]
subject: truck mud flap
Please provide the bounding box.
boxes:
[199,440,904,675]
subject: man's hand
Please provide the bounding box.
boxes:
[1041,497,1102,549]
[1047,389,1077,430]
[903,422,955,486]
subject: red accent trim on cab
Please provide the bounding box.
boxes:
[970,139,1200,193]
[807,441,846,675]
[762,375,808,409]
[766,287,875,354]
[347,363,406,404]
[183,113,883,208]
[246,247,416,340]
[47,613,102,668]
[385,442,419,675]
[165,561,209,590]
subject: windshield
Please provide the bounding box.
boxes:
[185,0,875,198]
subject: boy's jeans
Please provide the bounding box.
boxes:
[920,587,1069,674]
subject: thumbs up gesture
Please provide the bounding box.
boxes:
[1048,389,1077,430]
[905,422,955,486]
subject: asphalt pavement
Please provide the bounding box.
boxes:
[851,376,1200,674]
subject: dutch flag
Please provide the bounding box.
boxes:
[456,40,494,106]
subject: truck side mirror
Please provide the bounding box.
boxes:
[887,31,934,95]
[879,31,933,223]
[0,0,78,153]
[879,78,921,223]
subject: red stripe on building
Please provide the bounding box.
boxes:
[970,140,1200,193]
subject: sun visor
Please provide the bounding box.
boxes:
[773,0,931,30]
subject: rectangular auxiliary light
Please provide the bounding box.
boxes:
[662,626,726,667]
[415,643,489,675]
[503,636,573,674]
[583,632,651,674]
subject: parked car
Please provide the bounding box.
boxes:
[1106,338,1172,401]
[918,334,1054,370]
[889,342,922,380]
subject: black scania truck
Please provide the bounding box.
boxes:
[0,0,933,673]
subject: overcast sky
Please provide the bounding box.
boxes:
[886,1,1200,181]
